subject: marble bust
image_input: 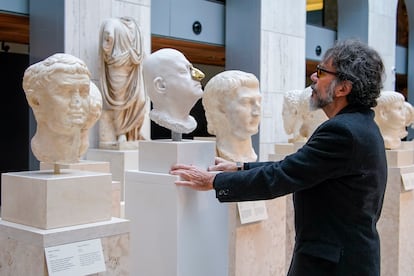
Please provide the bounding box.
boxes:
[282,86,327,143]
[373,91,407,149]
[202,70,261,162]
[404,101,414,129]
[142,48,205,135]
[99,17,147,147]
[22,53,102,164]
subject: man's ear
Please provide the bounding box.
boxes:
[153,77,166,94]
[336,80,352,97]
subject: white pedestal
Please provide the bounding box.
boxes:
[0,217,130,275]
[86,148,139,200]
[378,147,414,276]
[268,143,295,161]
[1,170,112,229]
[125,140,228,276]
[40,159,111,173]
[40,161,121,218]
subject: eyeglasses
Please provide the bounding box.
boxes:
[316,65,337,78]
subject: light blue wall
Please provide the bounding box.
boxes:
[151,0,225,45]
[0,0,28,14]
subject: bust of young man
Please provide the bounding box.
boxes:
[22,53,102,164]
[142,48,204,134]
[373,90,407,149]
[202,70,262,162]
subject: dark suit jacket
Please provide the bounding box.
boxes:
[214,105,387,276]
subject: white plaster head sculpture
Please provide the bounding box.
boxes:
[99,16,147,145]
[202,70,262,162]
[404,101,414,129]
[142,48,205,135]
[373,91,407,149]
[282,89,304,142]
[22,53,102,164]
[300,86,328,139]
[282,86,327,143]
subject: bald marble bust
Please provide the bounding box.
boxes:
[202,70,262,162]
[142,48,204,134]
[22,53,102,164]
[374,91,407,149]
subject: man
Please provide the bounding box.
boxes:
[170,39,387,275]
[142,48,205,135]
[22,53,102,164]
[203,70,262,162]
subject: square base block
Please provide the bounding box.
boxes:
[125,171,228,276]
[40,160,111,173]
[40,161,121,218]
[1,170,112,229]
[274,143,295,155]
[86,148,139,201]
[139,139,216,173]
[386,148,414,168]
[0,218,130,276]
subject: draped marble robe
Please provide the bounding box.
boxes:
[99,17,147,142]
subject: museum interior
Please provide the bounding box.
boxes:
[0,0,413,275]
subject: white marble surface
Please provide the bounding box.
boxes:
[368,0,399,91]
[377,147,414,276]
[125,171,228,276]
[0,218,130,276]
[86,148,139,201]
[2,170,112,229]
[138,140,215,173]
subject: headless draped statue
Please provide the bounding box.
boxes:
[22,53,102,165]
[142,48,205,138]
[202,70,262,162]
[99,17,147,148]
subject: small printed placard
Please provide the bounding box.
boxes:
[237,200,268,224]
[401,172,414,191]
[44,239,106,276]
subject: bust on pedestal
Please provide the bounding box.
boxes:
[0,53,129,275]
[123,48,228,276]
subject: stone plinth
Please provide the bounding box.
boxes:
[1,170,112,229]
[40,160,111,173]
[86,149,139,200]
[386,148,414,167]
[268,143,296,272]
[0,217,130,276]
[138,139,215,173]
[40,161,121,218]
[268,143,295,161]
[125,140,228,276]
[377,147,414,276]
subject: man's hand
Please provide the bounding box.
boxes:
[170,164,215,191]
[208,157,238,172]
